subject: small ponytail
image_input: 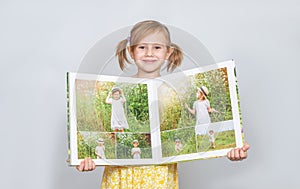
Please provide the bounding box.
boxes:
[116,39,131,70]
[167,43,183,72]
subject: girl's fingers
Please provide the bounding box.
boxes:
[242,142,250,152]
[240,149,247,159]
[83,158,89,171]
[91,160,96,170]
[234,148,240,160]
[228,149,235,160]
[84,158,92,171]
[76,158,96,172]
[227,148,240,161]
[76,161,84,172]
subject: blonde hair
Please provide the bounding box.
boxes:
[116,20,183,72]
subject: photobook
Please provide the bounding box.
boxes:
[67,60,244,166]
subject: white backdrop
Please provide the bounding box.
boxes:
[1,1,299,189]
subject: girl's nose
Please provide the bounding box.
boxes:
[146,48,153,56]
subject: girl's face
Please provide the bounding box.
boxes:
[128,32,174,78]
[112,91,120,100]
[197,90,205,100]
[133,142,138,147]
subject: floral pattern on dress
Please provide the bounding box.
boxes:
[101,164,178,189]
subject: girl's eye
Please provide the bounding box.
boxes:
[138,46,145,49]
[154,46,162,49]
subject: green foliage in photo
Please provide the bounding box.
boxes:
[159,85,182,131]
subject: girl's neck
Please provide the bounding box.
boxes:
[198,97,206,101]
[133,71,161,79]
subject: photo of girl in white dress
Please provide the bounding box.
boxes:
[106,87,129,132]
[95,138,106,159]
[185,86,217,135]
[131,140,141,159]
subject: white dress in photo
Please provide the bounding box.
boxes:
[131,147,141,159]
[95,146,106,159]
[208,133,215,142]
[193,99,211,125]
[110,98,129,130]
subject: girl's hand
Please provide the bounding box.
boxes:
[209,108,218,113]
[227,142,250,161]
[76,157,96,172]
[184,103,189,109]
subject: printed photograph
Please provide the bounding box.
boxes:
[195,121,236,152]
[158,67,233,133]
[115,133,152,159]
[74,78,151,160]
[161,127,197,157]
[77,131,116,159]
[75,80,150,133]
[158,66,240,157]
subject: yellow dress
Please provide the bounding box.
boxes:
[101,163,178,189]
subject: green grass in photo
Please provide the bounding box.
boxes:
[161,127,197,157]
[197,130,236,152]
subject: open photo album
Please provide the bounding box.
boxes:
[67,60,244,166]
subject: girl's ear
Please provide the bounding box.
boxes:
[165,47,174,60]
[127,46,134,59]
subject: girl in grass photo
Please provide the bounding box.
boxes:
[95,138,106,159]
[208,130,216,149]
[174,139,183,153]
[185,86,217,127]
[131,140,141,159]
[105,87,129,132]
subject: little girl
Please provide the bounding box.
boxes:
[76,20,250,189]
[95,138,106,159]
[208,130,216,149]
[185,86,216,125]
[131,140,141,159]
[175,139,183,153]
[105,87,129,132]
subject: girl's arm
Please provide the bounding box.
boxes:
[121,89,126,103]
[95,151,101,158]
[105,92,112,104]
[206,100,217,113]
[185,103,195,115]
[208,107,217,113]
